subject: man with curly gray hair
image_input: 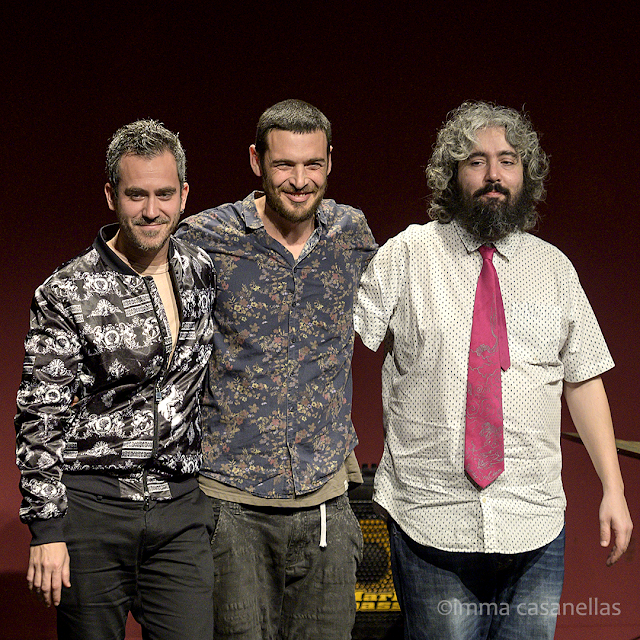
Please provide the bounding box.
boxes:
[355,101,632,639]
[426,101,549,241]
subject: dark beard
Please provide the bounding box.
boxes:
[263,179,327,224]
[451,182,535,243]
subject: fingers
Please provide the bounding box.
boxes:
[26,555,40,593]
[57,552,72,606]
[606,537,625,566]
[62,555,72,589]
[607,547,622,566]
[599,493,633,566]
[26,543,71,607]
[40,564,54,607]
[605,523,633,566]
[49,566,63,607]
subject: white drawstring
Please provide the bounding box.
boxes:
[319,502,327,547]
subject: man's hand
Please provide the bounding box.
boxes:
[27,542,71,607]
[599,490,633,566]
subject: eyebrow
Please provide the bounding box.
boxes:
[467,150,519,160]
[123,186,178,196]
[269,156,327,165]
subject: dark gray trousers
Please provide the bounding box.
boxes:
[209,494,363,640]
[57,486,214,640]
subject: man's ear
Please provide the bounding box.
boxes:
[180,182,189,212]
[104,183,117,211]
[249,145,263,177]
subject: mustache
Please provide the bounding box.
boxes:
[473,183,510,198]
[133,219,170,226]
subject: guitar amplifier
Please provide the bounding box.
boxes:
[349,465,403,639]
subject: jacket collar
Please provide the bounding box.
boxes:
[95,224,177,276]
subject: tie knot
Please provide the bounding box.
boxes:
[479,245,495,261]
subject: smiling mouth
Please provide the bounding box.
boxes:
[284,191,313,203]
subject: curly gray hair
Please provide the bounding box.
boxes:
[106,119,186,191]
[426,102,549,224]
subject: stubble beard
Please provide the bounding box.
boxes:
[263,178,327,225]
[117,212,180,254]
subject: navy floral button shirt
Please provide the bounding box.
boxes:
[177,192,377,498]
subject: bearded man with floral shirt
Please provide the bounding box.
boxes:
[178,99,377,640]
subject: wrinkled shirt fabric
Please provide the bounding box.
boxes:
[178,192,377,498]
[355,220,614,554]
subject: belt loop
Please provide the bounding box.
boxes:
[319,502,327,548]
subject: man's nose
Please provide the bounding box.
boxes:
[144,197,161,219]
[485,160,501,183]
[289,166,307,190]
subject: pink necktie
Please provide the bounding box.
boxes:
[464,245,510,489]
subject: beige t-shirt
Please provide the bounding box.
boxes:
[199,451,363,507]
[107,237,179,356]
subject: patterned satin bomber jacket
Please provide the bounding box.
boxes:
[177,192,377,498]
[15,225,215,542]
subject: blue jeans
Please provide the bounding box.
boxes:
[209,494,363,640]
[389,520,565,640]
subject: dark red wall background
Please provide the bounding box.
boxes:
[1,5,638,638]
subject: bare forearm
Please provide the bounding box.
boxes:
[564,375,633,564]
[564,376,623,492]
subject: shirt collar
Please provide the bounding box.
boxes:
[451,218,523,261]
[240,191,329,231]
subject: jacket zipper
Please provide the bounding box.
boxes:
[145,257,183,463]
[143,276,169,462]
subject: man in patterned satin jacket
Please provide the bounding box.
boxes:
[15,120,215,640]
[177,99,377,640]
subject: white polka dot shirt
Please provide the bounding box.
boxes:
[355,220,614,554]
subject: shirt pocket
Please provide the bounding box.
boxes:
[508,301,567,366]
